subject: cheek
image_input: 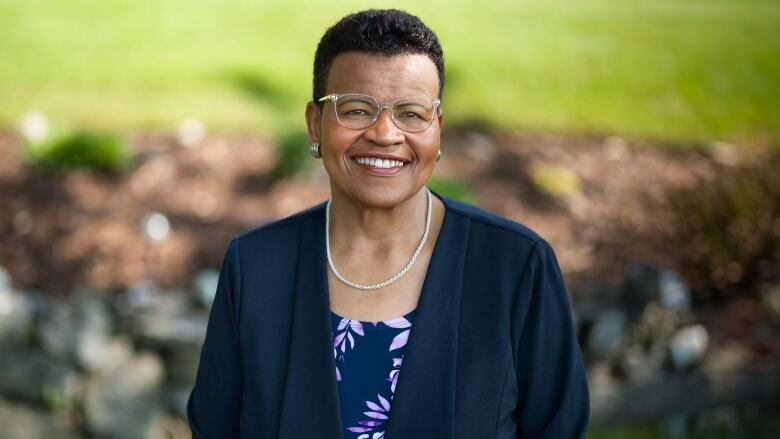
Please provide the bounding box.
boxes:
[411,133,440,160]
[323,131,357,156]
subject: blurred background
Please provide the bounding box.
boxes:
[1,0,779,437]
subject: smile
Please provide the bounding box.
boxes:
[354,157,405,168]
[350,156,409,176]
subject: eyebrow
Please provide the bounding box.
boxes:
[394,101,429,110]
[337,96,376,105]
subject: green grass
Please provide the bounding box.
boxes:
[1,0,779,146]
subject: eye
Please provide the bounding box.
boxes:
[398,111,423,119]
[345,109,371,116]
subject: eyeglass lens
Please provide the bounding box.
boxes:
[334,95,436,132]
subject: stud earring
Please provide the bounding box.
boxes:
[435,149,442,161]
[310,142,321,159]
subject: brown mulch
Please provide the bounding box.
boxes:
[0,129,755,297]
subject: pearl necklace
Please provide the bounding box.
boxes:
[326,188,432,291]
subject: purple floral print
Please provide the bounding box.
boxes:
[347,393,391,437]
[333,318,365,382]
[331,310,414,439]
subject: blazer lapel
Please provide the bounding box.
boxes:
[278,203,344,439]
[277,192,471,439]
[384,193,471,438]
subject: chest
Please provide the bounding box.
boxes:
[326,251,430,322]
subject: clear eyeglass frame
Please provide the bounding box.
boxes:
[317,93,441,133]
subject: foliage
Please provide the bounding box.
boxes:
[269,130,314,180]
[673,153,780,298]
[21,132,133,173]
[528,160,582,198]
[427,176,475,204]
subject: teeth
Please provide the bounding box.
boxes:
[355,157,405,168]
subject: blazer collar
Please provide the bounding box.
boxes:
[279,189,470,439]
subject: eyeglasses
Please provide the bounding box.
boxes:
[317,93,441,133]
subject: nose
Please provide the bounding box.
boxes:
[363,108,405,146]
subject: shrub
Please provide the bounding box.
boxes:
[270,130,312,180]
[427,176,476,203]
[21,131,132,173]
[528,160,581,198]
[673,154,780,298]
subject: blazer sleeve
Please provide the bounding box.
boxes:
[187,238,243,438]
[512,239,590,438]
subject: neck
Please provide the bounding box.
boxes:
[328,187,430,258]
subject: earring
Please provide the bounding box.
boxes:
[310,142,321,159]
[435,149,442,161]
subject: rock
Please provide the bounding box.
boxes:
[39,290,118,371]
[659,270,691,311]
[132,312,208,382]
[73,290,113,336]
[162,382,193,419]
[587,309,627,360]
[0,288,35,347]
[759,283,780,322]
[624,263,661,320]
[634,301,680,344]
[702,341,752,376]
[192,269,219,308]
[116,281,190,318]
[177,118,206,147]
[570,278,624,322]
[155,412,192,439]
[133,312,207,347]
[0,397,80,439]
[83,352,166,439]
[464,132,497,162]
[16,110,49,143]
[603,136,629,162]
[37,303,78,362]
[586,362,620,397]
[0,265,11,293]
[142,212,170,242]
[0,348,80,407]
[591,359,780,425]
[669,324,709,371]
[78,333,135,373]
[620,343,666,385]
[116,279,162,316]
[711,141,740,166]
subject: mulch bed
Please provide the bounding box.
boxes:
[0,129,758,297]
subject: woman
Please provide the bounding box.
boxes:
[188,9,589,439]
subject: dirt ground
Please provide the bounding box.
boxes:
[0,129,750,296]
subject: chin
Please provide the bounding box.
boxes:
[341,184,418,209]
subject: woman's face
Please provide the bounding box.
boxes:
[306,52,443,209]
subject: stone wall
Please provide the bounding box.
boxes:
[1,264,779,438]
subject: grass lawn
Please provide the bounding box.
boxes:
[1,0,779,146]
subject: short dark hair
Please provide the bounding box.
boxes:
[312,9,445,103]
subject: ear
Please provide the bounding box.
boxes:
[305,101,322,144]
[437,108,445,130]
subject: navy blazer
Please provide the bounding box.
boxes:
[187,190,589,438]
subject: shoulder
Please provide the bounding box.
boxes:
[439,194,543,248]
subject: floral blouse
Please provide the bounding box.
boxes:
[330,309,416,439]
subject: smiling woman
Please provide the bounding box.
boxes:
[310,51,443,209]
[187,9,589,439]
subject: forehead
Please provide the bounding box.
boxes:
[325,52,440,101]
